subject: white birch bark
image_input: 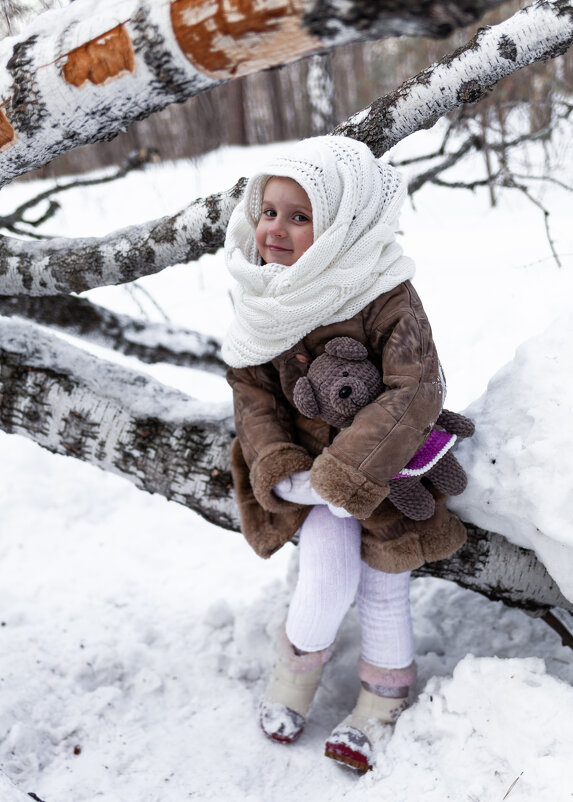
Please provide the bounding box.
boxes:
[0,0,506,187]
[0,317,238,531]
[0,178,246,295]
[334,0,573,155]
[307,53,335,134]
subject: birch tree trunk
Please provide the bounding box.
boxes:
[0,0,507,187]
[307,53,335,135]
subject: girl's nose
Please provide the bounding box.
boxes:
[268,217,286,237]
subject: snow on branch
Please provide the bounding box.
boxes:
[0,0,507,187]
[0,294,226,373]
[0,317,238,531]
[413,524,573,616]
[334,0,573,155]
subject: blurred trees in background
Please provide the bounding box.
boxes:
[7,0,569,180]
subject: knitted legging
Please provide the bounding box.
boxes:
[285,505,413,669]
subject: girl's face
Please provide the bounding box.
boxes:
[255,177,313,266]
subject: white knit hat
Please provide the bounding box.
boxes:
[222,136,415,368]
[239,136,406,260]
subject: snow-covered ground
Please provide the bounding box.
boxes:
[0,127,572,801]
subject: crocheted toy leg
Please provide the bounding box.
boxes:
[260,624,330,744]
[388,476,435,520]
[425,450,468,495]
[324,661,416,771]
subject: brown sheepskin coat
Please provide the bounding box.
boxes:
[227,280,466,573]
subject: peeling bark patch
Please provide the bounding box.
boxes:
[498,34,517,62]
[0,108,16,152]
[204,194,222,224]
[208,467,234,499]
[171,0,320,79]
[6,36,48,136]
[441,25,489,67]
[62,24,135,88]
[17,254,35,292]
[457,79,488,105]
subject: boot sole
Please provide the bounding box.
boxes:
[324,742,371,771]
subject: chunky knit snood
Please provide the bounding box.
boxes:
[222,136,415,368]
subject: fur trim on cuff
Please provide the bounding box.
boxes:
[310,450,389,520]
[278,623,331,674]
[250,442,314,513]
[358,658,417,688]
[420,517,467,563]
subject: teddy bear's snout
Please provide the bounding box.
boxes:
[329,378,370,418]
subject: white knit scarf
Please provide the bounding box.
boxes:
[222,136,415,368]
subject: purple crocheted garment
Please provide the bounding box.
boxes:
[393,430,457,479]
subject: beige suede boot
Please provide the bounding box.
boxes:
[324,660,416,770]
[259,625,331,744]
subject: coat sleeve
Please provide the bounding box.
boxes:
[227,363,314,513]
[310,283,444,519]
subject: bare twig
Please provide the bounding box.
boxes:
[0,148,160,239]
[502,772,524,800]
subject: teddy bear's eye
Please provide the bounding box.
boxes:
[342,371,349,377]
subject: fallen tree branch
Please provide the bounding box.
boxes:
[0,317,237,530]
[1,316,572,624]
[413,523,573,616]
[0,0,507,187]
[0,294,226,373]
[333,0,573,156]
[0,177,247,295]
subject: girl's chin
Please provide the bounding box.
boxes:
[266,250,295,266]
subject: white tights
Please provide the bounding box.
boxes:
[285,505,414,669]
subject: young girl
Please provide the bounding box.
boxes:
[222,136,466,771]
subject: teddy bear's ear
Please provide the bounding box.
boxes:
[293,376,320,419]
[324,337,368,361]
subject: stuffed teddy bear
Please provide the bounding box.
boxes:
[293,336,474,521]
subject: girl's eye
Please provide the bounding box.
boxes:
[263,209,276,218]
[293,213,309,223]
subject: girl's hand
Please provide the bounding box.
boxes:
[273,471,325,506]
[274,472,354,518]
[327,502,353,518]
